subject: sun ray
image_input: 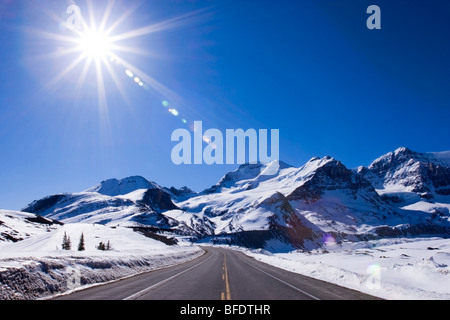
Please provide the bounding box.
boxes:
[45,54,85,90]
[98,0,115,33]
[27,0,214,136]
[28,46,82,61]
[109,44,151,56]
[96,67,108,116]
[75,58,93,94]
[109,9,211,43]
[26,27,80,45]
[104,2,142,37]
[103,58,131,107]
[86,0,98,31]
[109,52,183,103]
[95,59,113,147]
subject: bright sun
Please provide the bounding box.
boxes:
[77,28,112,60]
[40,1,209,119]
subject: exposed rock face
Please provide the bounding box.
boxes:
[363,147,450,198]
[287,158,377,203]
[138,189,179,213]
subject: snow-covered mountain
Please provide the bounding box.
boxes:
[20,148,450,250]
[179,155,449,248]
[356,147,450,237]
[165,186,198,201]
[360,147,450,200]
[84,176,161,196]
[22,176,206,235]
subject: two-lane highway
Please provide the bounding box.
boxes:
[54,247,379,300]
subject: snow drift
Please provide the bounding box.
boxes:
[0,222,203,300]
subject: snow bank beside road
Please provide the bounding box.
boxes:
[239,238,450,300]
[0,250,203,300]
[0,224,203,300]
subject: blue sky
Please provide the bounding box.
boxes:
[0,0,449,210]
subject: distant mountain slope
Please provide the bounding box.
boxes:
[22,179,203,235]
[21,148,450,251]
[360,147,450,199]
[180,156,429,248]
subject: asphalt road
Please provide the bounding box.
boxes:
[54,246,379,300]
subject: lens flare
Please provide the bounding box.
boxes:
[366,263,381,290]
[367,263,381,274]
[322,234,337,247]
[32,1,212,128]
[125,69,134,77]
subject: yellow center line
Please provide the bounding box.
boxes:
[221,252,232,300]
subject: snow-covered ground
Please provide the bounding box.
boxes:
[0,210,60,242]
[0,223,203,300]
[2,212,450,300]
[238,237,450,300]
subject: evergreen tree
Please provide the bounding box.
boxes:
[97,241,106,251]
[96,240,112,251]
[77,233,85,251]
[62,232,71,250]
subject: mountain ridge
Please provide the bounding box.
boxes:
[20,147,450,250]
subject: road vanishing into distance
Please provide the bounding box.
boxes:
[55,247,379,300]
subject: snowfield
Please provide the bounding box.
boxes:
[238,237,450,300]
[1,219,450,300]
[0,210,60,242]
[0,223,203,300]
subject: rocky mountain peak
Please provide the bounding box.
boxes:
[287,157,375,203]
[84,176,159,197]
[364,147,450,198]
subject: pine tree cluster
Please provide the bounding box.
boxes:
[62,232,87,251]
[96,240,112,251]
[62,232,71,250]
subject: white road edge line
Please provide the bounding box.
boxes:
[235,252,321,300]
[123,250,214,300]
